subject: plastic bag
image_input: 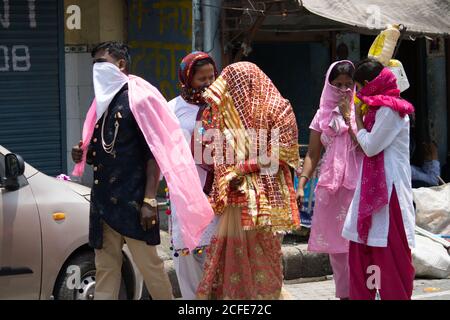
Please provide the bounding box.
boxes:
[413,183,450,236]
[412,234,450,279]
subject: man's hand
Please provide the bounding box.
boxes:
[140,203,158,231]
[72,140,84,163]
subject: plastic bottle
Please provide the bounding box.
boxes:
[368,24,401,66]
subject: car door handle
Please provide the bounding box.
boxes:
[0,267,33,277]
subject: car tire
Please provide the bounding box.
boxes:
[141,284,152,300]
[53,250,131,300]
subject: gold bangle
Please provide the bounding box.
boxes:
[299,175,310,182]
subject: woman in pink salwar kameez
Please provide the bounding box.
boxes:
[297,61,363,299]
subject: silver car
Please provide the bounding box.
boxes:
[0,145,146,300]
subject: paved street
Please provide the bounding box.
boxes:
[161,229,450,300]
[284,277,450,300]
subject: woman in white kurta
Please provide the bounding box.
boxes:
[167,52,219,299]
[342,59,415,300]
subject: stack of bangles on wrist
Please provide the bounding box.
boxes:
[299,175,310,182]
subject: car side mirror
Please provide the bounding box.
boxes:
[3,153,25,191]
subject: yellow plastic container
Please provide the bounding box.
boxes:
[368,25,401,66]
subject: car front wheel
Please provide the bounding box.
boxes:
[53,250,131,300]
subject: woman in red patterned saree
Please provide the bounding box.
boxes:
[195,62,301,299]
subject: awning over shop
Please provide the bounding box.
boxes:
[299,0,450,37]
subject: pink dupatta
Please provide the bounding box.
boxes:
[356,67,414,243]
[72,75,214,251]
[315,61,361,194]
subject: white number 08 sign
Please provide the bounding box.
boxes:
[1,0,35,72]
[0,45,31,72]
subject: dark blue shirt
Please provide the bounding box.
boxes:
[87,84,160,249]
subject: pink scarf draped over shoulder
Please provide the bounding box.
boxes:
[356,67,414,243]
[72,75,214,252]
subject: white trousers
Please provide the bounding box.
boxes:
[173,253,206,299]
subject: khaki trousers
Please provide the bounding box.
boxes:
[94,222,173,300]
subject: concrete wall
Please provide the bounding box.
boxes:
[128,0,192,100]
[64,52,94,185]
[64,0,126,45]
[64,0,126,184]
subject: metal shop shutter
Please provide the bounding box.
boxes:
[0,0,65,176]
